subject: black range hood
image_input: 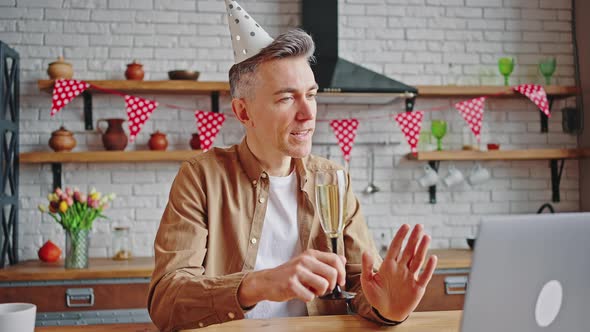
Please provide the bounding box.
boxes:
[301,0,417,108]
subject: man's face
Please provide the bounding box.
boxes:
[244,56,318,159]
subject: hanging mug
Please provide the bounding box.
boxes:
[96,118,128,151]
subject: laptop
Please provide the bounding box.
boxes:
[461,212,590,331]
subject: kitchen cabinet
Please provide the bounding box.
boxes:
[0,257,153,326]
[414,249,471,312]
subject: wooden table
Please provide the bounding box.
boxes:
[35,311,462,331]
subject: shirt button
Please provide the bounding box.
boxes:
[261,173,268,179]
[251,237,257,244]
[252,180,257,185]
[228,312,235,319]
[258,197,265,203]
[198,322,204,327]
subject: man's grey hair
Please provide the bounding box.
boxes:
[228,28,316,99]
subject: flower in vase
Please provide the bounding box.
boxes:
[38,187,116,232]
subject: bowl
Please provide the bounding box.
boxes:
[0,303,36,332]
[466,237,476,250]
[168,70,200,81]
[487,143,500,150]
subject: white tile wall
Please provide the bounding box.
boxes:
[1,0,578,259]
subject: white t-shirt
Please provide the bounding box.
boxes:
[244,171,308,319]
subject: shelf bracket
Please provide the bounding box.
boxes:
[540,97,554,133]
[550,159,565,202]
[428,160,440,204]
[83,91,93,130]
[51,163,62,191]
[211,91,220,113]
[405,96,416,112]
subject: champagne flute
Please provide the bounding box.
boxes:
[498,57,514,86]
[315,169,355,300]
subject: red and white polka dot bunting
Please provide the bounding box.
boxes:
[125,95,158,142]
[329,119,359,162]
[195,110,226,152]
[513,84,551,118]
[394,111,424,154]
[51,79,90,116]
[455,97,486,142]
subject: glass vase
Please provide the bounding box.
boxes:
[65,228,90,269]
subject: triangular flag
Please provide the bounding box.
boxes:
[125,95,158,142]
[224,0,274,64]
[329,119,359,162]
[195,110,226,152]
[513,84,551,117]
[51,79,90,116]
[395,111,424,154]
[455,97,486,141]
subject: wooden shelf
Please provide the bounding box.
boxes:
[407,148,589,161]
[38,80,230,95]
[407,148,589,205]
[415,85,577,98]
[20,150,202,164]
[38,80,578,98]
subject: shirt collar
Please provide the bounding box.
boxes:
[237,138,309,191]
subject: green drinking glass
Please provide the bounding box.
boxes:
[431,120,447,151]
[498,57,514,86]
[539,57,556,85]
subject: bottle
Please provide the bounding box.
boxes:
[111,227,132,260]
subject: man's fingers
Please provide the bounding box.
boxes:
[289,276,316,302]
[384,224,410,263]
[297,268,331,297]
[417,255,438,288]
[399,224,423,266]
[408,235,431,275]
[361,251,375,282]
[307,250,346,287]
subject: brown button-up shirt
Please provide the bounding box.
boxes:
[148,139,392,331]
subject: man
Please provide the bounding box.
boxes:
[148,5,437,332]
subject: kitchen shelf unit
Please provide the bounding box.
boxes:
[38,80,578,131]
[407,148,590,204]
[33,81,579,192]
[20,150,202,190]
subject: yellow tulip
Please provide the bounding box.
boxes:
[59,201,68,213]
[90,192,101,201]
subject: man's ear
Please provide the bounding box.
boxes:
[231,98,251,126]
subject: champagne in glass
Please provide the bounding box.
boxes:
[315,170,355,300]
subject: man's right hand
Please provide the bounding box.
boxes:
[237,249,347,308]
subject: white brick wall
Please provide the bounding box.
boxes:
[2,0,579,259]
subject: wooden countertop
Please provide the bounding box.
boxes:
[2,249,471,282]
[0,257,155,281]
[35,311,462,332]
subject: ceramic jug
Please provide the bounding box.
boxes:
[96,118,128,151]
[125,60,144,80]
[189,133,201,150]
[48,126,76,152]
[148,131,168,151]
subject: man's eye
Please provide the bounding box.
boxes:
[307,94,317,99]
[279,96,293,103]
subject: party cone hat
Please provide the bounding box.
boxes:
[224,0,274,63]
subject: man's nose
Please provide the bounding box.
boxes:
[296,97,316,120]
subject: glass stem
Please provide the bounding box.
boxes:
[545,76,551,85]
[437,138,442,151]
[504,76,509,86]
[331,237,342,295]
